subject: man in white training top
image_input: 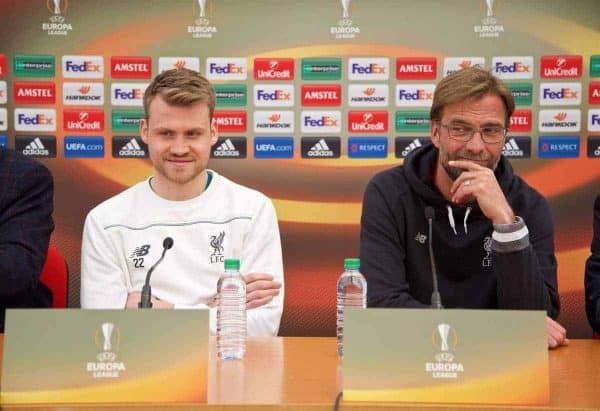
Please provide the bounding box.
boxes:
[81,68,284,336]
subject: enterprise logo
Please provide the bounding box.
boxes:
[492,56,533,79]
[301,58,342,80]
[348,137,388,159]
[348,58,389,81]
[64,136,105,158]
[506,82,533,106]
[14,55,55,77]
[254,137,294,159]
[538,136,579,159]
[214,84,247,107]
[111,110,144,132]
[62,55,104,79]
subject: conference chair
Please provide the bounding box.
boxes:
[39,246,69,308]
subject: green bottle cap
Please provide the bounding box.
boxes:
[344,258,360,270]
[224,259,240,270]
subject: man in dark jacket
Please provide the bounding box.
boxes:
[585,194,600,334]
[0,147,54,331]
[360,67,567,348]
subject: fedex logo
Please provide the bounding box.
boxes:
[348,58,389,80]
[509,110,532,132]
[396,57,436,80]
[62,55,104,79]
[301,110,341,133]
[14,108,56,131]
[206,58,247,80]
[110,56,152,79]
[253,85,294,107]
[443,57,485,77]
[348,111,388,133]
[63,109,105,132]
[492,57,533,79]
[590,82,600,105]
[254,58,294,80]
[301,85,341,106]
[111,83,148,106]
[396,84,435,107]
[14,81,55,104]
[158,57,200,73]
[588,109,600,132]
[213,111,247,133]
[540,55,582,79]
[540,83,581,106]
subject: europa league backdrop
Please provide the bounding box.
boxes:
[0,0,599,337]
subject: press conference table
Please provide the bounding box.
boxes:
[1,336,599,410]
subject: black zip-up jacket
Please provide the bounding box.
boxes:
[360,143,560,318]
[584,194,600,333]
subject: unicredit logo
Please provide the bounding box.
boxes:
[540,55,582,78]
[63,109,104,131]
[348,111,388,132]
[254,58,294,80]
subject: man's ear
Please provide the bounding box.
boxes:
[430,121,441,148]
[210,117,218,146]
[140,118,149,144]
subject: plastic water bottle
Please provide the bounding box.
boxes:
[217,258,246,360]
[336,258,367,357]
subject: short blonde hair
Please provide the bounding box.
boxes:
[143,68,215,120]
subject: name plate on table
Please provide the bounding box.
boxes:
[343,308,549,405]
[1,309,209,404]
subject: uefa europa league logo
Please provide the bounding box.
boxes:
[486,0,494,17]
[95,322,118,362]
[101,322,114,352]
[339,0,353,25]
[47,0,67,22]
[195,0,210,25]
[437,323,451,352]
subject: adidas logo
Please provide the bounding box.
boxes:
[213,138,240,157]
[119,138,146,157]
[402,138,422,157]
[307,138,334,157]
[23,137,49,156]
[502,138,524,157]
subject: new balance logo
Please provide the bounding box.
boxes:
[129,244,150,268]
[129,244,150,258]
[23,137,49,156]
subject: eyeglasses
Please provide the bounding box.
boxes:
[438,122,507,144]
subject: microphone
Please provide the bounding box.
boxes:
[139,237,174,308]
[425,207,443,309]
